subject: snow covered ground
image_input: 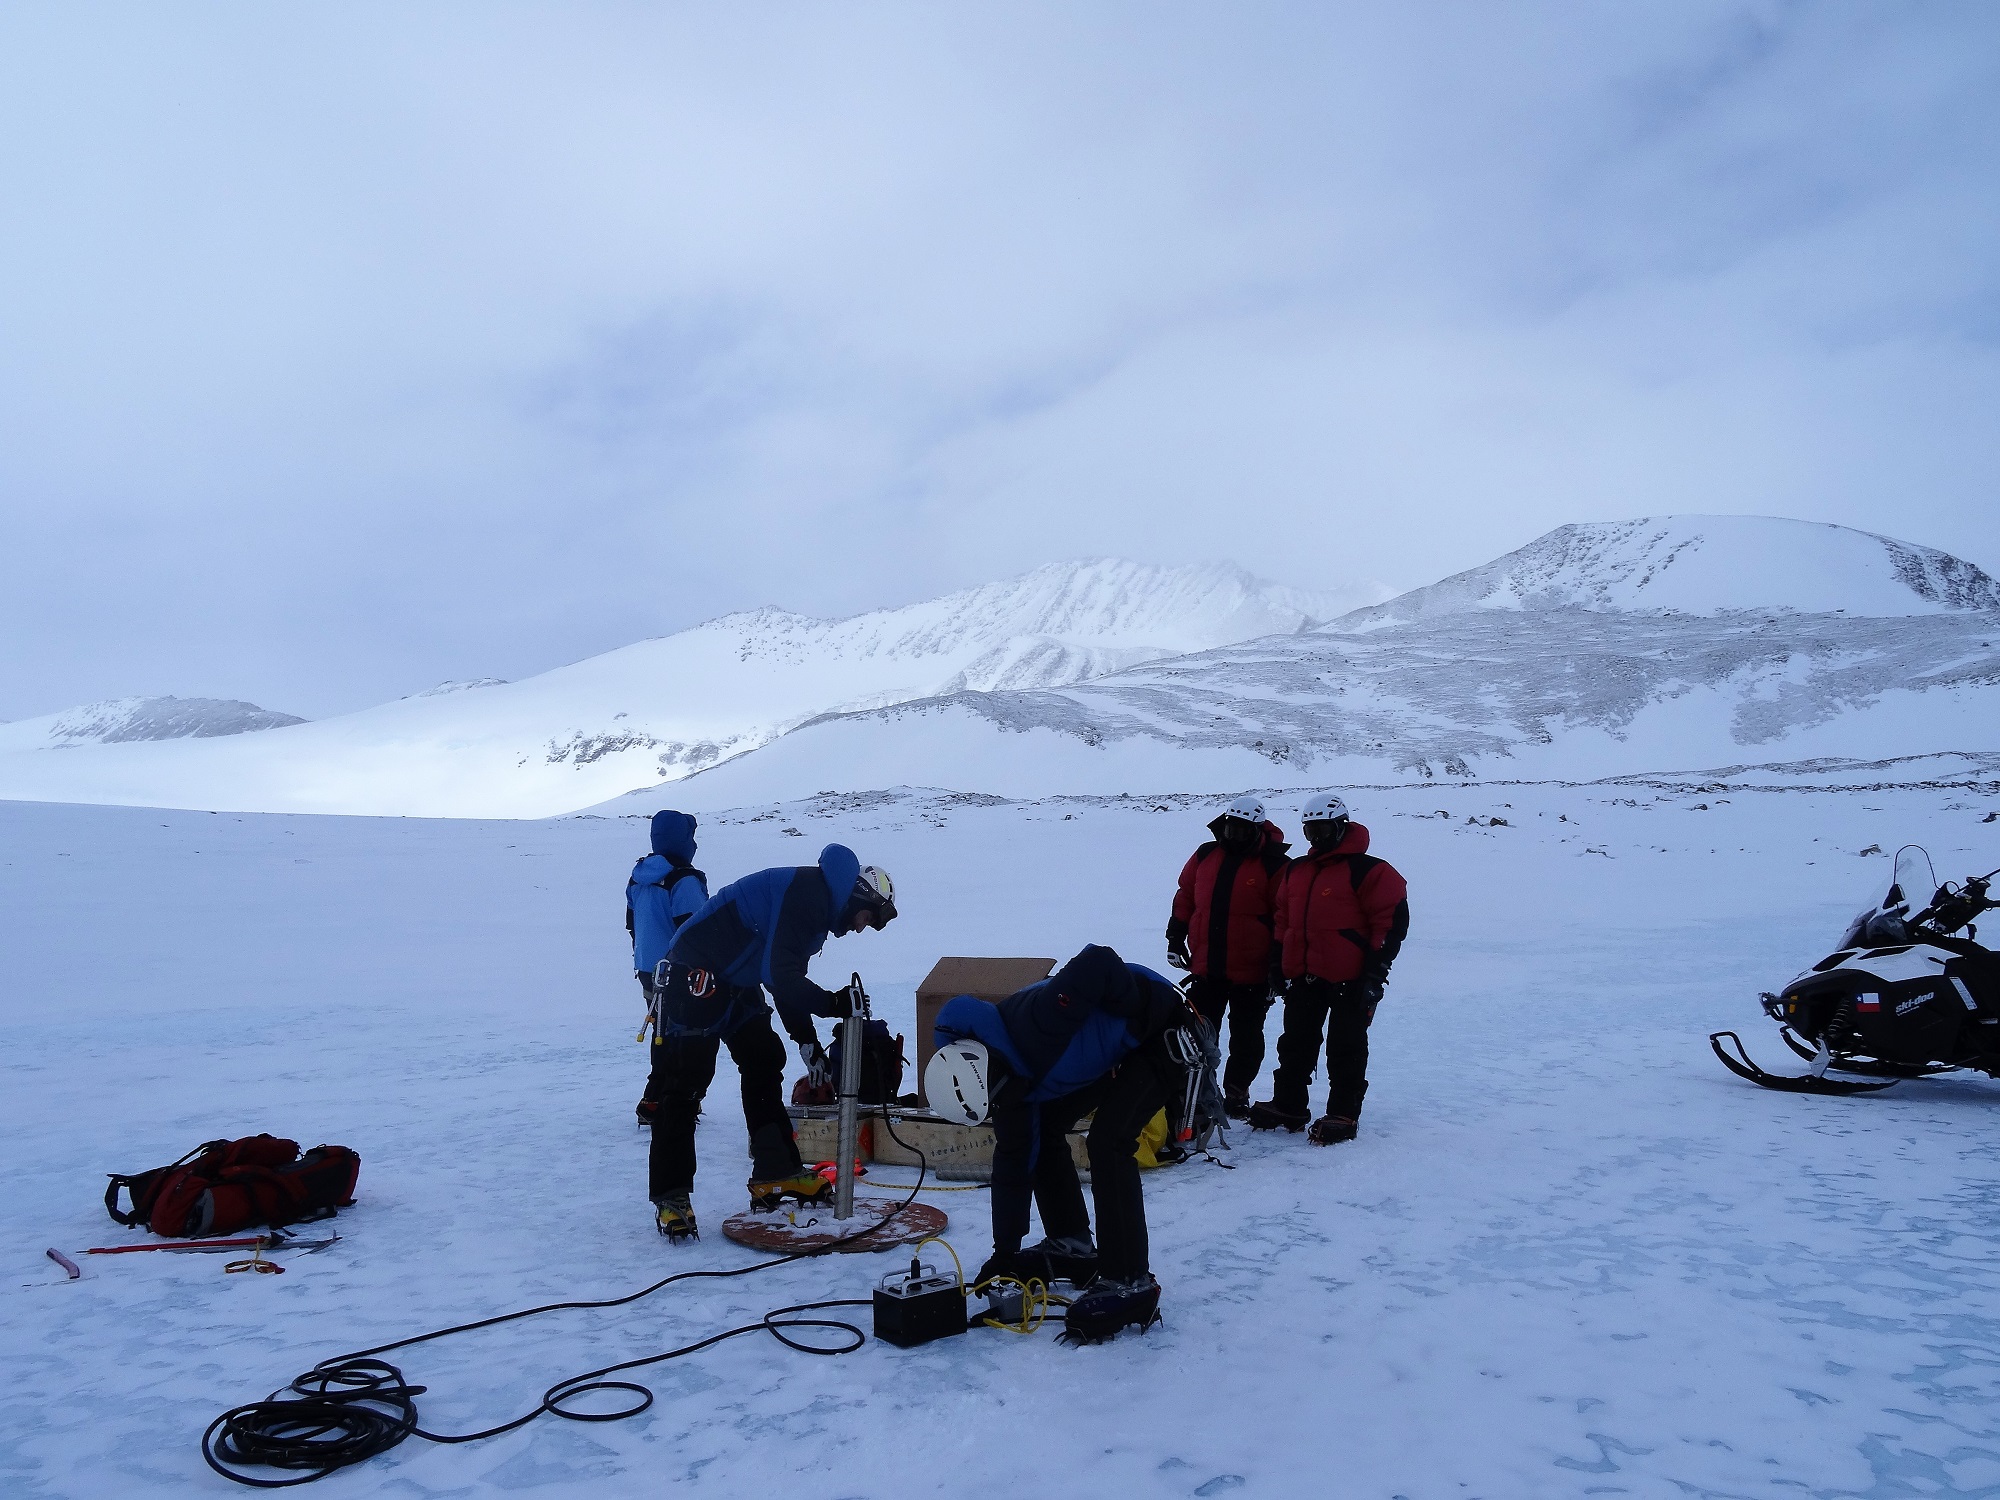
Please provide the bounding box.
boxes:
[5,775,2000,1498]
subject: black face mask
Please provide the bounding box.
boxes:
[1305,818,1349,850]
[1217,818,1259,850]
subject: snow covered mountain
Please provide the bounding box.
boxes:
[0,560,1375,818]
[619,517,2000,809]
[1344,515,2000,622]
[0,696,305,751]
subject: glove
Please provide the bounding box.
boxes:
[1352,975,1385,1014]
[1165,926,1190,971]
[799,1039,832,1090]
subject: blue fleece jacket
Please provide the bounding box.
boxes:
[934,945,1181,1103]
[627,811,707,975]
[667,843,864,1043]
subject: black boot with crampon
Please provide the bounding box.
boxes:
[1059,1274,1162,1345]
[1020,1234,1099,1289]
[1307,1115,1358,1145]
[747,1171,833,1212]
[654,1193,698,1243]
[1245,1101,1309,1133]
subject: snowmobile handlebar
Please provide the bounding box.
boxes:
[1912,870,1998,938]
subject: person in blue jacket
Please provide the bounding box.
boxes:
[628,810,710,1129]
[647,842,897,1242]
[933,943,1190,1342]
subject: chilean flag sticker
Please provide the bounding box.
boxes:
[1855,993,1882,1013]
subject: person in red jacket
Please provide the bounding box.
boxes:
[1166,795,1290,1116]
[1249,793,1409,1145]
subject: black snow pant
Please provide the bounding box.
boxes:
[1186,977,1275,1098]
[988,1047,1172,1284]
[1269,977,1374,1120]
[646,1004,802,1201]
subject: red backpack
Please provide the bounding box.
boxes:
[104,1134,361,1238]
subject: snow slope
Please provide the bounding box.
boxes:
[636,518,2000,807]
[0,561,1371,819]
[6,776,2000,1497]
[0,696,305,750]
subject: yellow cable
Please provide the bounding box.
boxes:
[913,1235,965,1291]
[909,1232,1075,1335]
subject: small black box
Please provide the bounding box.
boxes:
[873,1269,968,1348]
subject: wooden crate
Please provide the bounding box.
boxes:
[789,1105,1089,1182]
[865,1108,1089,1183]
[913,956,1055,1106]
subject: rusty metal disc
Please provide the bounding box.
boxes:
[719,1194,947,1254]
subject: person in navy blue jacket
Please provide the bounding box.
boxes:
[628,811,710,1129]
[933,944,1189,1340]
[647,842,896,1241]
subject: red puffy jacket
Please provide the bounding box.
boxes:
[1272,822,1409,985]
[1167,821,1290,984]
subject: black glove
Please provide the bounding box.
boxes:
[1165,924,1191,972]
[1352,974,1385,1010]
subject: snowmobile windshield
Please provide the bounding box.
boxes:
[1836,845,1940,950]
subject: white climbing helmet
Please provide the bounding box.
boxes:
[1300,792,1350,828]
[1216,795,1266,825]
[851,866,897,926]
[924,1039,991,1125]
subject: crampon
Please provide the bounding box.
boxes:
[1059,1276,1161,1345]
[1244,1101,1308,1133]
[653,1195,698,1242]
[746,1172,834,1212]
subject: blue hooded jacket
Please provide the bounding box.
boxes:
[627,811,707,975]
[667,843,864,1043]
[934,945,1182,1103]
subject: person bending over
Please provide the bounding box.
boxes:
[647,843,896,1242]
[933,944,1191,1343]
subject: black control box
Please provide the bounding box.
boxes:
[873,1265,967,1348]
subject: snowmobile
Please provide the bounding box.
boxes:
[1711,847,2000,1096]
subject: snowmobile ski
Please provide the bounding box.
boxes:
[1774,1027,1958,1078]
[1708,1031,1901,1096]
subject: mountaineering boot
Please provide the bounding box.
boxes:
[1245,1100,1309,1133]
[1307,1115,1359,1146]
[747,1170,833,1212]
[1060,1275,1162,1344]
[975,1248,1027,1288]
[654,1194,698,1243]
[1021,1234,1100,1288]
[1223,1090,1252,1121]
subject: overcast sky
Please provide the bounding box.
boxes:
[3,3,1996,720]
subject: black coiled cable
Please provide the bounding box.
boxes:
[204,1130,929,1487]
